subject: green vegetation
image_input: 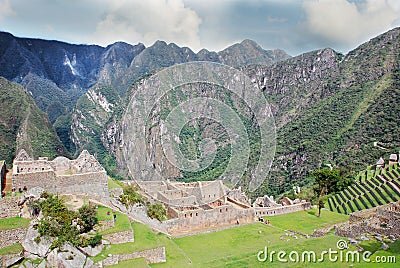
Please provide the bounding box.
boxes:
[0,77,69,165]
[264,35,400,196]
[0,243,23,255]
[311,168,354,216]
[108,258,149,268]
[328,164,400,214]
[93,221,161,263]
[119,185,146,208]
[108,177,123,189]
[98,211,131,236]
[266,208,349,233]
[147,203,167,221]
[151,209,352,267]
[34,193,101,248]
[65,84,124,179]
[0,216,30,230]
[89,207,396,267]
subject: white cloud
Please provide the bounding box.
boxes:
[303,0,400,48]
[90,0,202,50]
[0,0,15,20]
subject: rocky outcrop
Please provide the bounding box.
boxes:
[47,243,92,268]
[0,253,24,268]
[245,47,341,128]
[22,226,53,258]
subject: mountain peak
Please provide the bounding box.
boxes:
[240,39,261,49]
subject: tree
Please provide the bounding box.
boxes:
[78,205,98,233]
[312,168,341,217]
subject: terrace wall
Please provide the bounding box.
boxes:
[164,205,255,234]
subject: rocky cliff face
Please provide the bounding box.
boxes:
[256,27,400,196]
[245,47,341,128]
[101,28,400,197]
[62,37,289,178]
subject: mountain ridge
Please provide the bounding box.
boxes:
[1,28,399,197]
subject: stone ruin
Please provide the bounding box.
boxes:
[335,201,400,239]
[376,152,400,168]
[11,149,109,199]
[137,180,311,235]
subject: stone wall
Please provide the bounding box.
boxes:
[254,202,311,217]
[56,172,109,198]
[13,160,52,174]
[0,197,20,218]
[95,220,115,232]
[334,221,398,239]
[0,227,28,249]
[198,180,225,204]
[335,202,400,239]
[103,230,134,244]
[165,204,255,235]
[109,188,123,198]
[157,191,197,207]
[13,171,56,191]
[12,171,109,198]
[102,246,166,265]
[0,253,24,268]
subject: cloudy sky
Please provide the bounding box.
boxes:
[0,0,399,55]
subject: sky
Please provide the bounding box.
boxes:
[0,0,399,56]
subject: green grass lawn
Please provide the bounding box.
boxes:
[92,222,162,263]
[108,257,150,268]
[0,216,30,230]
[266,208,349,233]
[99,212,131,236]
[96,206,114,221]
[96,206,131,236]
[91,207,396,268]
[108,177,123,190]
[0,243,23,255]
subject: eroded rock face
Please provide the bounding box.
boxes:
[22,226,53,258]
[79,244,104,257]
[47,243,90,268]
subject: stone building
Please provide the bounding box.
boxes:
[137,179,310,235]
[335,201,400,239]
[12,149,109,198]
[389,153,399,166]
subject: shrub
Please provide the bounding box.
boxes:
[35,193,99,248]
[119,185,146,207]
[78,205,98,233]
[147,203,167,221]
[88,233,102,247]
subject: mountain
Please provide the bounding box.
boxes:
[1,28,398,198]
[0,77,68,165]
[218,39,290,67]
[250,27,400,196]
[0,32,290,124]
[96,27,399,196]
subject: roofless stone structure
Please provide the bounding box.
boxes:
[12,149,109,198]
